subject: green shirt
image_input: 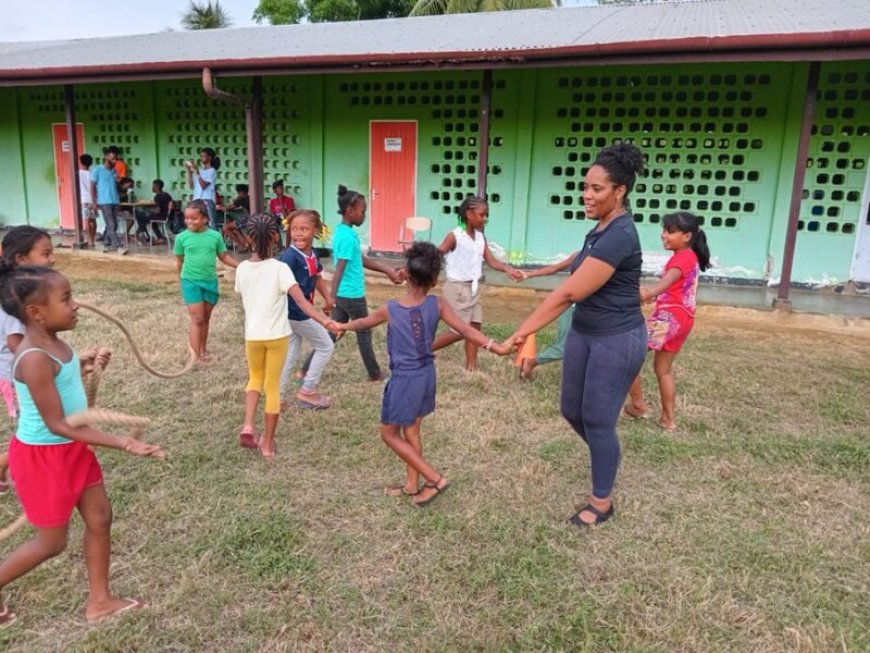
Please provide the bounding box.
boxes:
[332,223,365,299]
[174,229,226,281]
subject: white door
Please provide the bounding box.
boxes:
[851,157,870,283]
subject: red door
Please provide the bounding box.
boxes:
[52,123,85,230]
[369,121,417,252]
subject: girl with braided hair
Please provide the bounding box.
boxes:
[234,213,339,458]
[0,263,162,627]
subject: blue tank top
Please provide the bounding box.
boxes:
[13,347,87,445]
[386,295,440,372]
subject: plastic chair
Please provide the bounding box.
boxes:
[398,216,433,249]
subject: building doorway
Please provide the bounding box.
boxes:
[369,121,417,252]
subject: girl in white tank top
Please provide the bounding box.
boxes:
[433,196,523,371]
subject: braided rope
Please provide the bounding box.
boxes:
[77,302,196,379]
[2,302,186,541]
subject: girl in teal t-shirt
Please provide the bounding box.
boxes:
[322,185,404,382]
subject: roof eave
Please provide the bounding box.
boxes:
[1,30,869,87]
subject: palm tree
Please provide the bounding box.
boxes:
[410,0,553,16]
[181,0,232,29]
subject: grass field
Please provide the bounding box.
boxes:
[0,253,867,652]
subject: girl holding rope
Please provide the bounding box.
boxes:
[0,226,57,493]
[0,263,163,627]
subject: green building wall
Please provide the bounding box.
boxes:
[0,60,867,285]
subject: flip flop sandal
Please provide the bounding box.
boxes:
[385,485,421,497]
[0,604,16,629]
[259,440,277,459]
[238,427,259,449]
[296,393,331,410]
[86,598,146,624]
[567,503,614,528]
[414,478,451,507]
[622,407,650,420]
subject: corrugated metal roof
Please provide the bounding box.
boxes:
[1,0,868,84]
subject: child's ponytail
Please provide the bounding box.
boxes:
[692,228,712,272]
[337,185,363,216]
[662,211,712,272]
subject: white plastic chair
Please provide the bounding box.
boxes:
[398,216,433,250]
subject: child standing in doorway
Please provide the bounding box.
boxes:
[433,196,523,371]
[174,200,238,363]
[327,185,404,382]
[337,242,511,505]
[235,214,338,458]
[625,211,711,431]
[279,210,335,410]
[0,264,163,627]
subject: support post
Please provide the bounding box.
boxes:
[246,76,265,215]
[477,70,493,199]
[774,61,821,311]
[64,84,86,248]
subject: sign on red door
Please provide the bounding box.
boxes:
[369,121,417,252]
[52,123,86,230]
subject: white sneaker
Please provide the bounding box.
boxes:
[118,248,128,256]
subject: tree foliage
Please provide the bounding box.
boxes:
[252,0,306,24]
[181,0,232,29]
[410,0,552,17]
[252,0,413,24]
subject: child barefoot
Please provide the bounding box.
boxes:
[234,214,338,458]
[174,200,238,363]
[0,227,57,493]
[336,242,511,506]
[0,264,163,627]
[433,196,523,371]
[625,211,711,431]
[279,210,335,409]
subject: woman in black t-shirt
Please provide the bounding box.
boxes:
[507,143,647,528]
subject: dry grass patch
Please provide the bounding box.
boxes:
[0,254,866,652]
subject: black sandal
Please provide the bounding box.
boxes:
[567,503,614,528]
[414,477,451,507]
[384,485,421,497]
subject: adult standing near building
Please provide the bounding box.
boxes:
[505,142,646,528]
[89,152,127,255]
[185,147,219,230]
[105,145,127,180]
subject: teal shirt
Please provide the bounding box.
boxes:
[174,228,226,281]
[332,223,365,299]
[13,348,87,446]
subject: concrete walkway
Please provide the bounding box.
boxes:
[50,233,870,319]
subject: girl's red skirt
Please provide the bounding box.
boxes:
[8,437,103,528]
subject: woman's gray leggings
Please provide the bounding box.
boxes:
[560,324,647,499]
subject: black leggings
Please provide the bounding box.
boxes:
[303,296,381,380]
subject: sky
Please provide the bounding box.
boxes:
[0,0,598,42]
[1,0,262,42]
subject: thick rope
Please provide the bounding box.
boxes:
[2,304,182,541]
[77,302,196,379]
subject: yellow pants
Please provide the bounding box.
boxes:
[245,336,290,414]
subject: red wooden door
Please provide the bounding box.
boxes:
[369,121,417,252]
[52,123,85,230]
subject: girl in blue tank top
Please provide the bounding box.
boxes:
[336,242,512,507]
[0,264,163,627]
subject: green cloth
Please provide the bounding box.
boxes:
[180,277,220,306]
[332,222,365,299]
[174,228,226,281]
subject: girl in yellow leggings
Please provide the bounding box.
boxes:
[234,214,338,458]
